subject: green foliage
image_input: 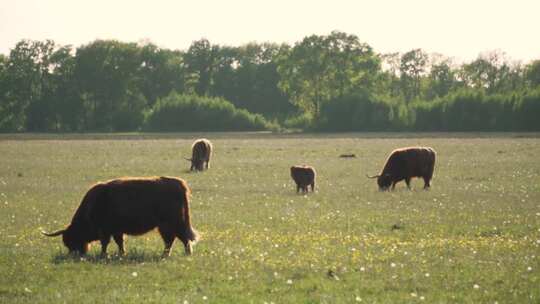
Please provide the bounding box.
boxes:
[410,89,540,131]
[277,31,380,117]
[316,91,398,131]
[0,36,539,133]
[514,88,540,131]
[312,89,540,132]
[282,112,314,130]
[525,60,540,88]
[215,43,295,117]
[400,49,428,102]
[143,92,274,131]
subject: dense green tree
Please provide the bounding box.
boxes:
[0,54,7,123]
[183,39,220,96]
[525,60,540,88]
[214,42,293,117]
[400,49,428,102]
[25,45,79,131]
[379,52,402,98]
[48,45,83,131]
[73,40,146,131]
[0,40,58,131]
[137,43,186,107]
[459,51,518,94]
[424,56,459,100]
[0,36,539,133]
[277,31,380,117]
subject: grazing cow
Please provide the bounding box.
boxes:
[367,147,436,191]
[43,176,199,257]
[186,138,212,171]
[290,165,316,193]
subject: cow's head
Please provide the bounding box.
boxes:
[43,226,90,255]
[367,174,392,191]
[185,157,205,171]
[377,174,393,191]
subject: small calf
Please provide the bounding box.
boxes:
[290,165,316,193]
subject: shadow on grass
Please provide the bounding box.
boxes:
[51,248,171,265]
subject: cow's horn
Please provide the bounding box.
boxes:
[366,174,379,179]
[42,229,66,237]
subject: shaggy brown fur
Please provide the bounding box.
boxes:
[290,165,316,193]
[43,176,199,257]
[368,147,436,191]
[188,138,212,171]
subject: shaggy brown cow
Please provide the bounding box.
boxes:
[368,147,436,191]
[290,165,316,193]
[186,138,212,171]
[43,176,199,257]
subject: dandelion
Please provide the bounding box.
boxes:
[24,287,32,293]
[202,296,208,301]
[425,273,430,277]
[355,296,362,302]
[473,284,480,289]
[390,262,396,268]
[420,296,425,301]
[132,272,138,277]
[410,293,417,297]
[527,266,532,271]
[360,267,365,272]
[286,279,293,285]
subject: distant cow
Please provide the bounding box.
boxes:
[186,138,212,171]
[290,165,316,193]
[43,176,199,257]
[367,147,436,191]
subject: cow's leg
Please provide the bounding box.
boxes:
[423,176,431,189]
[179,237,193,255]
[175,228,193,255]
[159,225,175,258]
[100,235,111,257]
[311,182,315,192]
[391,181,397,191]
[405,178,412,190]
[296,185,300,193]
[206,159,210,169]
[113,233,125,256]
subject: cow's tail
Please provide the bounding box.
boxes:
[181,182,200,244]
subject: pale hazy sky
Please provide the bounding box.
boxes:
[1,0,539,62]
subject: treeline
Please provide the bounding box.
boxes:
[0,32,539,132]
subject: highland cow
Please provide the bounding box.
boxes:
[367,147,436,191]
[186,138,212,171]
[290,165,316,193]
[43,176,199,257]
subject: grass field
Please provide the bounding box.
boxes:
[1,133,539,303]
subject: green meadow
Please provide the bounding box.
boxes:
[0,133,539,303]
